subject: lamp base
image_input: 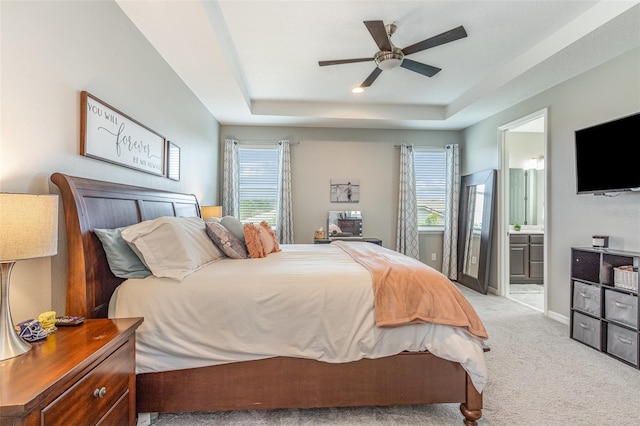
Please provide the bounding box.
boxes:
[1,262,32,361]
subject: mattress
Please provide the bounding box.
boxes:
[110,243,488,392]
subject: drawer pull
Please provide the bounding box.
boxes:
[617,336,633,345]
[614,302,631,309]
[578,323,591,330]
[579,292,591,299]
[93,387,107,398]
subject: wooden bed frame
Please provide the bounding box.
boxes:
[51,172,484,425]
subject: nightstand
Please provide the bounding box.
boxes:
[314,238,382,246]
[0,317,143,425]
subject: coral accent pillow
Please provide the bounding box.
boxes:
[259,221,281,254]
[243,223,264,258]
[243,221,281,258]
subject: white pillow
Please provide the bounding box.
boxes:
[121,216,222,280]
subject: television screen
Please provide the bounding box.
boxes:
[575,112,640,194]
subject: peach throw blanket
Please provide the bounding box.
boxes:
[333,241,488,341]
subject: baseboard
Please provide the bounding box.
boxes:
[546,310,569,325]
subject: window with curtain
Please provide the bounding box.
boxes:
[238,146,279,226]
[414,149,447,229]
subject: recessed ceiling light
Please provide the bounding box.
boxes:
[352,87,364,94]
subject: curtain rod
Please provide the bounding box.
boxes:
[228,139,299,146]
[393,144,455,149]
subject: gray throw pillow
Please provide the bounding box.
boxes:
[220,216,246,243]
[205,221,248,259]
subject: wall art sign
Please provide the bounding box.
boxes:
[166,141,181,181]
[330,178,360,203]
[81,91,166,176]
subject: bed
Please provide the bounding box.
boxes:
[51,172,488,425]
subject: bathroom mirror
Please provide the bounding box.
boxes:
[509,168,544,227]
[457,169,496,294]
[328,211,362,237]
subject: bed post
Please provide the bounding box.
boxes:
[459,374,483,425]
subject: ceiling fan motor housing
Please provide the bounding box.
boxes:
[375,48,404,70]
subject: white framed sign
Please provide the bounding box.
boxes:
[81,91,166,176]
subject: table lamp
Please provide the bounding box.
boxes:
[201,205,222,220]
[0,193,58,361]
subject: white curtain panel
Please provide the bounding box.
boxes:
[277,139,294,244]
[396,144,419,259]
[222,138,239,217]
[442,144,460,280]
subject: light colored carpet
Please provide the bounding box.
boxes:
[508,284,544,294]
[151,285,640,426]
[508,284,544,312]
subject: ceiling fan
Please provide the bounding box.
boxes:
[318,21,467,89]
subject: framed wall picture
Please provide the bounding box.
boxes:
[330,178,360,203]
[166,141,181,181]
[81,91,166,176]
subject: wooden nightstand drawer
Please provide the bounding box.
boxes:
[42,341,133,425]
[0,318,142,426]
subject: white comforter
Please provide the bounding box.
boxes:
[111,243,488,392]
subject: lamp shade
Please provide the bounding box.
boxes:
[0,194,58,261]
[201,205,222,220]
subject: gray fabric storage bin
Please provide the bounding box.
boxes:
[572,311,601,350]
[604,289,638,328]
[607,323,638,366]
[573,281,601,316]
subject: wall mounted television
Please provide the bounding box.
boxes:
[575,112,640,194]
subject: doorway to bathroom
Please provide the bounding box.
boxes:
[499,110,547,313]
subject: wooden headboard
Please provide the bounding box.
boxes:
[51,173,201,319]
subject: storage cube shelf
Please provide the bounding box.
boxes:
[570,247,640,368]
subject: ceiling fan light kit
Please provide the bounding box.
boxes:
[319,20,467,88]
[374,49,403,70]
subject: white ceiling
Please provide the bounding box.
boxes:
[115,1,640,131]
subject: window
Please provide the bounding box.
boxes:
[238,146,278,226]
[414,149,446,229]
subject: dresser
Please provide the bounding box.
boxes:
[314,237,382,246]
[0,318,143,425]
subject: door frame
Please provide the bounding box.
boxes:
[497,108,548,313]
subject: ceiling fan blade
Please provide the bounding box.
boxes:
[319,57,373,67]
[400,58,441,77]
[364,20,392,51]
[360,67,383,88]
[401,25,467,56]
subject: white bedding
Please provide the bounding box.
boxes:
[110,243,488,392]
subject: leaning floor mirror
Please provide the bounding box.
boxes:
[457,169,496,294]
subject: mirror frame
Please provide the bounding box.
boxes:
[457,169,497,294]
[328,211,362,237]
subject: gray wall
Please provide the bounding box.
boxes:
[463,47,640,318]
[221,126,461,268]
[1,1,221,321]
